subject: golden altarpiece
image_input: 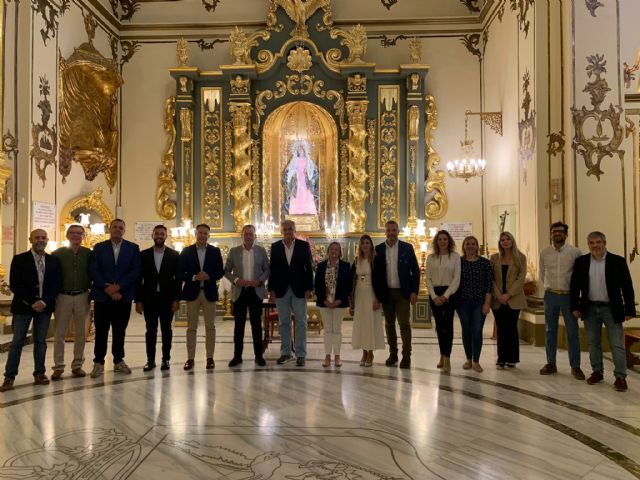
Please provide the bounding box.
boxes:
[162,1,447,327]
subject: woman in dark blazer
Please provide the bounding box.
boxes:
[315,242,352,367]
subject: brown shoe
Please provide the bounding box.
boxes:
[206,358,215,370]
[586,371,604,385]
[72,368,86,378]
[183,359,194,371]
[539,364,557,375]
[33,374,50,386]
[614,377,628,392]
[0,378,14,392]
[51,369,63,381]
[571,367,586,380]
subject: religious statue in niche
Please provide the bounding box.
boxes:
[283,140,319,217]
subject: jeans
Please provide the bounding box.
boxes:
[382,289,412,356]
[583,303,626,379]
[275,286,307,358]
[457,300,485,362]
[93,299,132,365]
[4,312,52,379]
[544,291,581,367]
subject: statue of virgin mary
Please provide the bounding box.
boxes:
[283,140,319,216]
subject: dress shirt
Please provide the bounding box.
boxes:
[153,247,165,291]
[385,241,400,288]
[112,241,121,264]
[241,246,256,281]
[196,245,207,287]
[425,252,461,299]
[588,252,609,302]
[53,246,91,292]
[31,250,45,298]
[284,239,295,265]
[539,243,581,291]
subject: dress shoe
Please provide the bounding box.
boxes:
[539,363,557,375]
[33,373,50,385]
[571,367,586,380]
[586,371,604,385]
[228,357,243,367]
[496,362,505,369]
[472,362,483,373]
[506,363,516,369]
[90,363,104,378]
[206,358,215,370]
[276,355,293,365]
[143,362,156,372]
[114,361,132,374]
[437,355,444,369]
[51,369,64,381]
[614,377,628,392]
[161,360,170,371]
[322,357,331,368]
[462,360,472,370]
[385,354,399,367]
[334,356,342,368]
[399,356,411,369]
[71,368,86,378]
[183,359,194,371]
[0,378,14,392]
[255,357,267,367]
[296,357,306,367]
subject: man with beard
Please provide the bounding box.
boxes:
[136,225,181,371]
[1,229,61,391]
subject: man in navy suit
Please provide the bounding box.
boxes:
[375,220,420,369]
[178,223,224,371]
[89,219,141,378]
[0,229,62,392]
[135,225,181,372]
[268,220,314,367]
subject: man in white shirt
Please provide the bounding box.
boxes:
[539,222,584,379]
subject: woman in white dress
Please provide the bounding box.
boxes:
[351,235,386,367]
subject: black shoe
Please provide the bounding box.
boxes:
[277,355,293,365]
[399,356,411,369]
[255,357,267,366]
[385,354,399,367]
[206,358,215,370]
[160,360,170,371]
[228,357,243,367]
[143,362,156,372]
[296,357,306,367]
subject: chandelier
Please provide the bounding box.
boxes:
[170,218,195,252]
[325,213,345,242]
[256,214,277,245]
[446,112,487,182]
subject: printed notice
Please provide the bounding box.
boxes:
[439,222,473,244]
[32,202,57,236]
[135,221,162,242]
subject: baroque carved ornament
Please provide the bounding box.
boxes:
[268,0,331,38]
[518,70,536,183]
[424,95,448,220]
[156,97,177,220]
[585,0,604,17]
[510,0,534,38]
[30,76,58,186]
[460,0,481,14]
[287,46,312,73]
[571,54,624,180]
[202,0,221,12]
[31,0,70,46]
[109,0,139,22]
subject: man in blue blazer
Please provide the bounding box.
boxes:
[375,220,420,369]
[89,219,141,378]
[0,229,62,391]
[178,223,224,371]
[268,220,314,367]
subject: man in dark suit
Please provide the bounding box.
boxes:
[268,220,314,367]
[375,220,420,369]
[224,224,270,367]
[135,225,180,372]
[89,219,141,378]
[1,229,62,392]
[178,223,224,371]
[570,231,635,391]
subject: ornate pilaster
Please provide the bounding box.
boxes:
[156,96,178,220]
[378,86,400,228]
[424,94,448,220]
[346,100,368,233]
[202,87,224,229]
[0,1,13,281]
[229,102,253,231]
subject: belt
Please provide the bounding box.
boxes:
[61,290,88,296]
[546,289,570,295]
[589,300,610,306]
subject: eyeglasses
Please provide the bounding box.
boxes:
[551,230,566,234]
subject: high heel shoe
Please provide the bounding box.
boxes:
[364,351,373,367]
[462,360,472,370]
[360,351,367,367]
[436,355,444,369]
[322,356,331,368]
[442,356,451,373]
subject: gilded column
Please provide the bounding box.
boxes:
[346,100,368,233]
[0,1,13,281]
[230,102,253,231]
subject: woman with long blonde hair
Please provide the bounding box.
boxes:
[490,231,527,368]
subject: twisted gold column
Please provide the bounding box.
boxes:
[346,100,368,232]
[230,103,253,231]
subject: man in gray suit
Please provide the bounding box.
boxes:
[224,224,270,366]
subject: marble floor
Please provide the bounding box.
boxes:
[0,314,639,479]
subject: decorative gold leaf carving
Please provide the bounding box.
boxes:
[330,24,368,64]
[367,119,376,205]
[202,89,223,228]
[347,100,369,232]
[176,37,190,67]
[424,94,448,220]
[287,46,312,73]
[156,96,177,220]
[230,103,253,230]
[378,86,399,228]
[229,27,270,65]
[268,0,331,38]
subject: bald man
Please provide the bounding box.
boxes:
[0,229,62,392]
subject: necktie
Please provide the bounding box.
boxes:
[35,255,44,298]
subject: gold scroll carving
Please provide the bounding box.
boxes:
[224,120,233,206]
[230,103,253,231]
[229,26,271,65]
[202,87,223,229]
[367,119,376,205]
[424,94,448,220]
[329,24,368,64]
[340,139,348,219]
[268,0,331,38]
[59,13,123,192]
[60,187,114,248]
[347,100,369,232]
[176,37,190,67]
[378,86,400,228]
[156,96,177,220]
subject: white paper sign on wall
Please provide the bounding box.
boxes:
[439,222,473,244]
[32,202,57,237]
[135,221,162,242]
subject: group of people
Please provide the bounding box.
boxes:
[0,217,634,393]
[0,218,421,391]
[424,222,635,391]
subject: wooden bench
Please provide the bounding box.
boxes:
[624,329,640,368]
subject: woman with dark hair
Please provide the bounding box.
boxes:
[455,236,493,372]
[426,230,460,373]
[351,235,386,367]
[315,242,352,368]
[490,231,527,368]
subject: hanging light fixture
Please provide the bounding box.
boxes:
[446,112,487,182]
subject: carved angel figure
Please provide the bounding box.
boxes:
[272,0,330,38]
